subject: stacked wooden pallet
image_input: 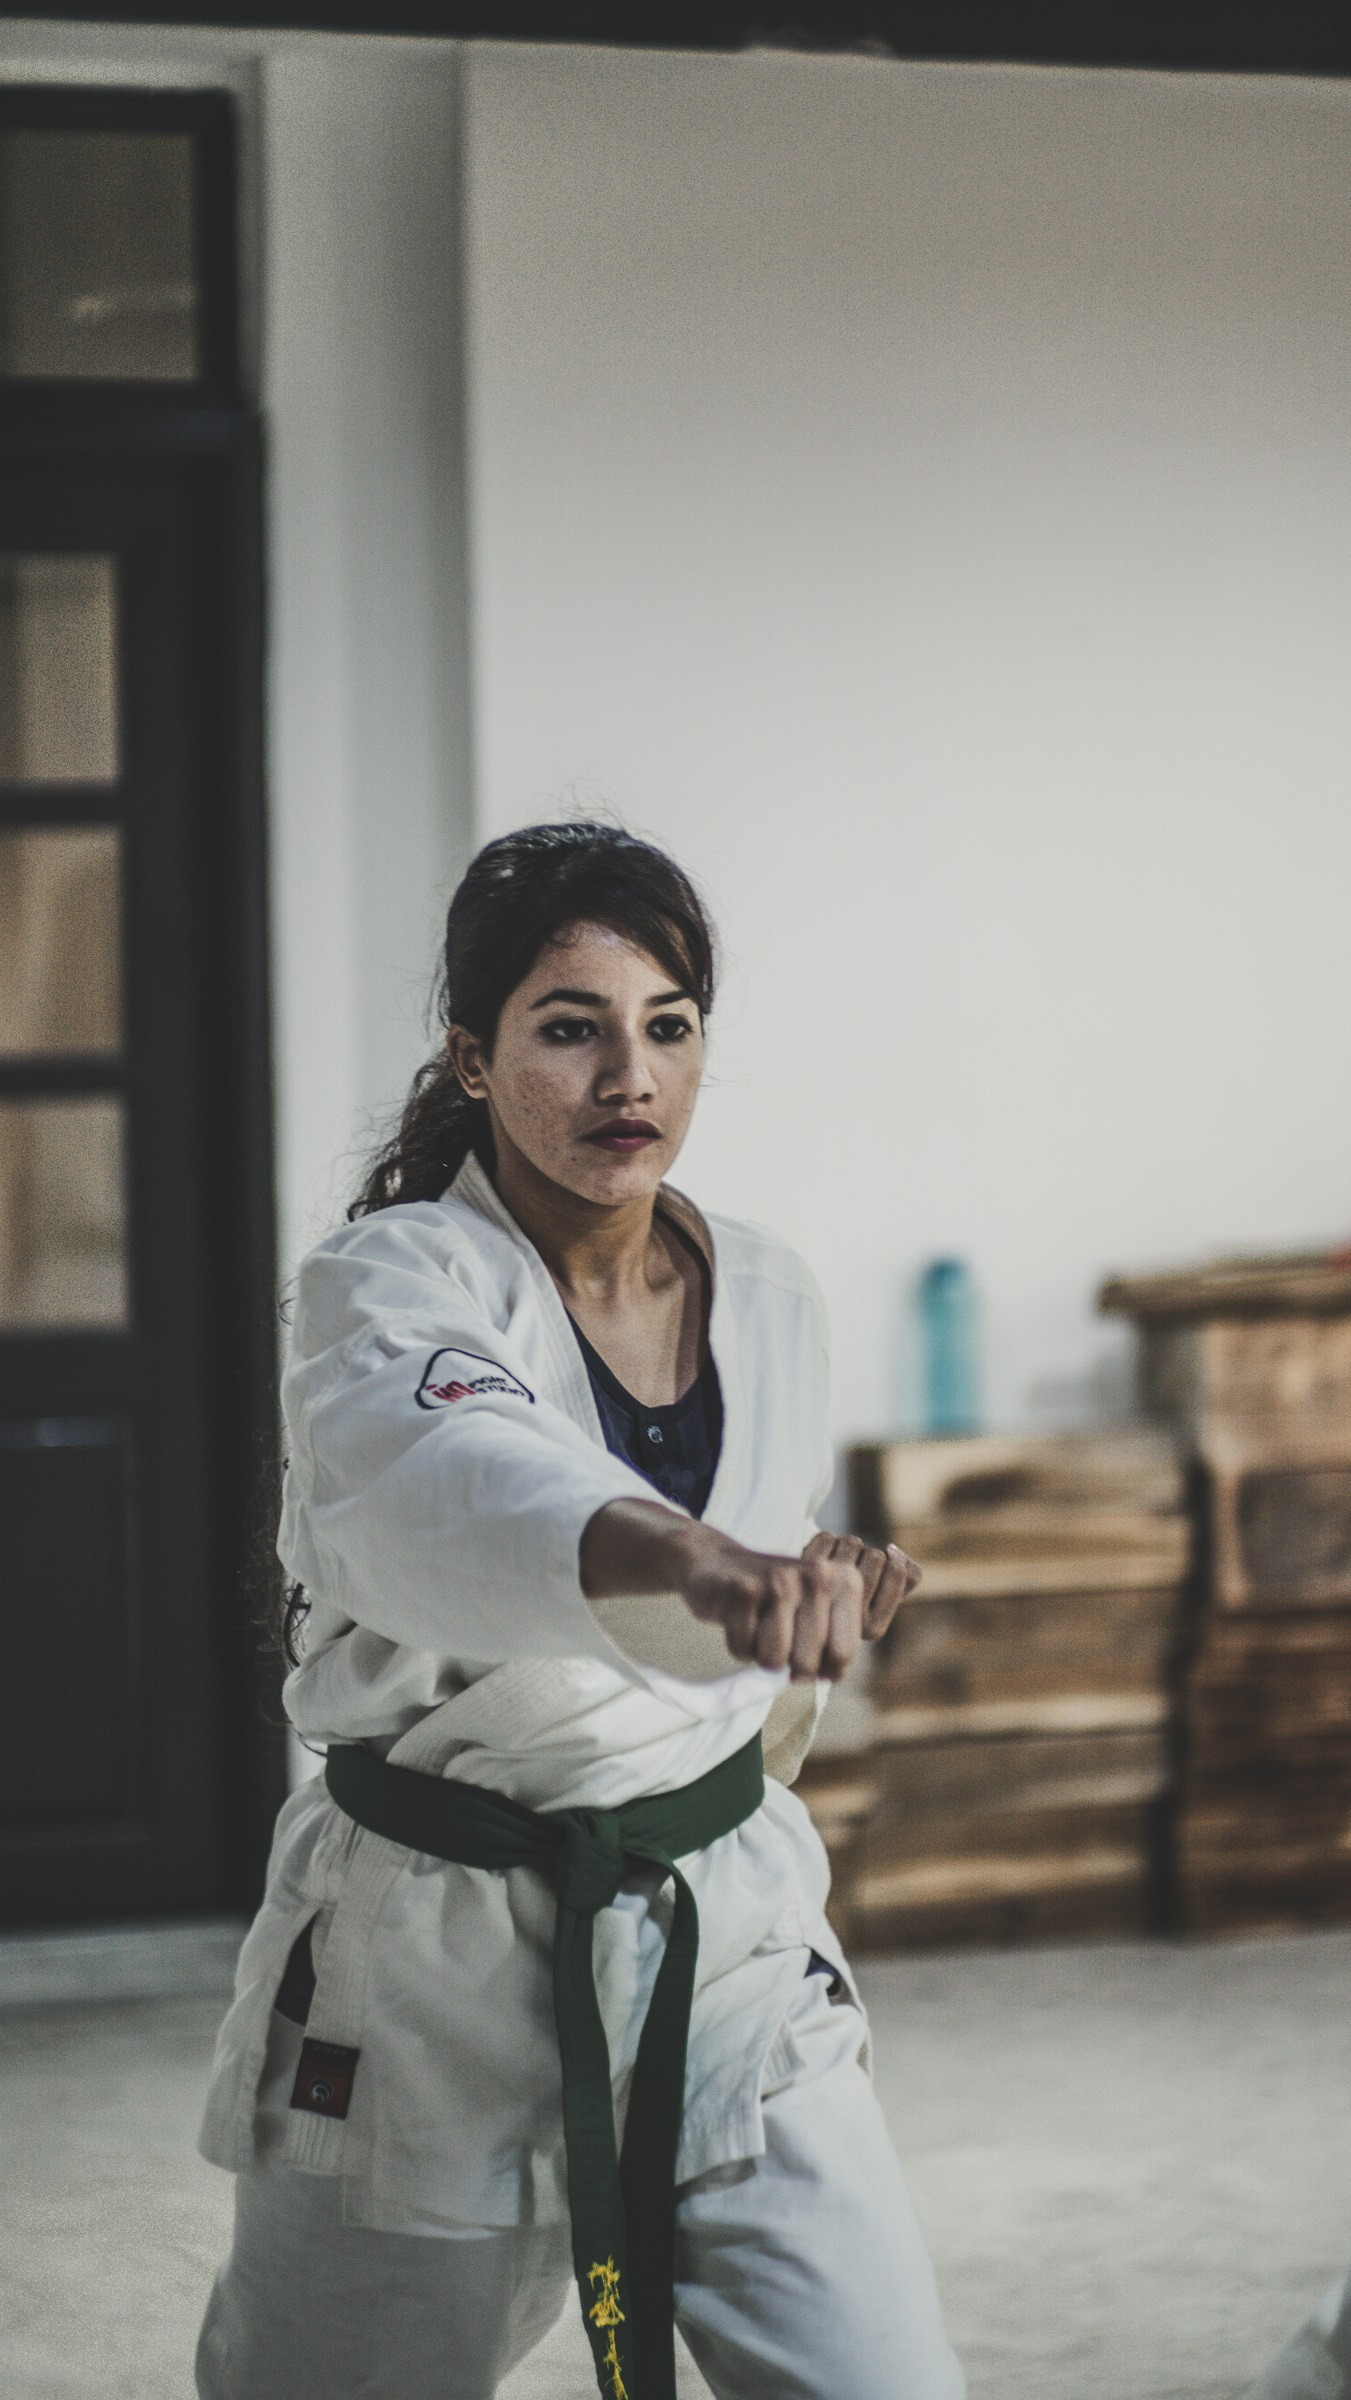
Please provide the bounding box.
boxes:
[1101,1254,1351,1934]
[798,1432,1192,1952]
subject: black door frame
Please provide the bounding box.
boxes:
[0,85,285,1915]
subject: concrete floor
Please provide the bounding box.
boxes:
[4,1933,1351,2400]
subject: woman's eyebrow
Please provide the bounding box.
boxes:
[530,987,608,1009]
[529,985,691,1010]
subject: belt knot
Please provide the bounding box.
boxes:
[554,1810,624,1916]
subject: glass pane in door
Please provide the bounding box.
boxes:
[0,555,119,782]
[0,1095,128,1327]
[0,826,122,1054]
[0,130,197,380]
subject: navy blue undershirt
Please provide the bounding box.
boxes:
[569,1316,723,1521]
[567,1214,724,1520]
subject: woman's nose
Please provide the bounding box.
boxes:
[594,1030,653,1099]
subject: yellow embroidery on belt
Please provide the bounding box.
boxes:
[587,2257,628,2400]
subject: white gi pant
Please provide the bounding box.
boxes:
[196,1970,964,2400]
[1249,2267,1351,2400]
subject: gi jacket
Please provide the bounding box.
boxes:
[199,1154,864,2230]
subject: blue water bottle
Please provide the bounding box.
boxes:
[918,1258,979,1436]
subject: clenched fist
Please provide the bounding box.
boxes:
[580,1501,921,1683]
[800,1528,922,1643]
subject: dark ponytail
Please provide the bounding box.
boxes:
[348,819,717,1218]
[275,820,718,1668]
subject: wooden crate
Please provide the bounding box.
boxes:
[1099,1260,1351,1445]
[814,1430,1192,1951]
[1099,1254,1351,1936]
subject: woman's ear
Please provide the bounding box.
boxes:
[446,1024,489,1100]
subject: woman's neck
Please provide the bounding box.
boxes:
[488,1132,665,1303]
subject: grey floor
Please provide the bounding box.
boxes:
[4,1933,1350,2400]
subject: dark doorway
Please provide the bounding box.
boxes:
[0,89,283,1928]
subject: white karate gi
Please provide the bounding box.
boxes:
[196,1154,963,2399]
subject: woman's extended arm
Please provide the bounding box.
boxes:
[580,1501,920,1684]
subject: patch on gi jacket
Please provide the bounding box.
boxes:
[416,1346,535,1409]
[289,2038,361,2120]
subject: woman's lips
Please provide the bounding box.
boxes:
[583,1121,661,1154]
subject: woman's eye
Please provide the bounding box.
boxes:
[649,1015,693,1043]
[541,1017,596,1044]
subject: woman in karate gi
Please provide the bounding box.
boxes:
[196,820,964,2400]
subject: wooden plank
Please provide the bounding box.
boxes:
[1188,1611,1351,1671]
[855,1429,1186,1530]
[837,1852,1155,1954]
[1099,1254,1351,1324]
[859,1798,1159,1873]
[1184,1614,1351,1766]
[1201,1434,1351,1610]
[872,1586,1184,1710]
[881,1526,1191,1601]
[1179,1764,1351,1864]
[859,1726,1172,1814]
[1178,1857,1351,1937]
[1181,1822,1351,1876]
[850,1843,1147,1910]
[871,1692,1171,1742]
[797,1727,1169,1825]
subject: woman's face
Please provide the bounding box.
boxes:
[449,920,705,1208]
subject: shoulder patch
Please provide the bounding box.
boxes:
[416,1347,535,1409]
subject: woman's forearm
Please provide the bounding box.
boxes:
[578,1498,703,1601]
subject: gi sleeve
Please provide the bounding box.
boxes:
[277,1212,683,1667]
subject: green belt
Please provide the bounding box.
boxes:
[324,1732,765,2400]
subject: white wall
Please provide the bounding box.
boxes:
[264,39,474,1275]
[462,47,1351,1442]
